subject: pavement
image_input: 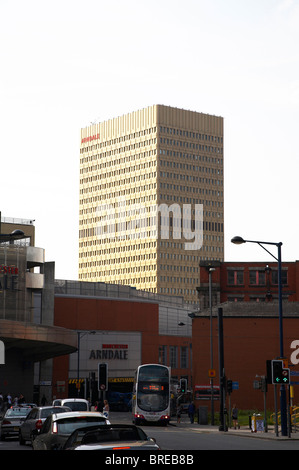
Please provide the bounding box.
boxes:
[170,416,299,440]
[109,411,299,440]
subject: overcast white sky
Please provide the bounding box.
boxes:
[1,0,298,280]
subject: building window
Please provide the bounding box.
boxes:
[227,296,244,302]
[227,269,244,285]
[272,270,288,286]
[159,346,167,365]
[169,346,178,368]
[249,270,266,285]
[249,296,266,302]
[180,346,188,369]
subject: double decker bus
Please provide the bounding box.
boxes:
[132,364,171,425]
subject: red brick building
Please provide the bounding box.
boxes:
[52,281,192,401]
[193,261,299,412]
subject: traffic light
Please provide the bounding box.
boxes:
[180,378,187,393]
[271,360,290,385]
[226,379,233,394]
[272,360,283,384]
[98,363,108,391]
[282,368,290,384]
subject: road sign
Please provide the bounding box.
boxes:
[232,381,239,390]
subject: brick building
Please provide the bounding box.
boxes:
[192,261,299,412]
[52,280,193,401]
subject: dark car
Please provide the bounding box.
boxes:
[19,406,71,445]
[63,424,160,450]
[32,411,110,450]
[0,407,31,440]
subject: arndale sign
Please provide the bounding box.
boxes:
[89,344,128,360]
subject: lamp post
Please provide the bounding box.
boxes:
[77,330,96,397]
[231,236,287,436]
[208,267,215,425]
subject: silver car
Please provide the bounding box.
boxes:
[0,407,31,440]
[63,424,160,450]
[19,406,71,445]
[32,411,110,450]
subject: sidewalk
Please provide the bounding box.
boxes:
[176,415,299,439]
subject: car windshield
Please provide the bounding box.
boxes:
[40,407,69,419]
[82,428,144,445]
[6,408,30,417]
[62,402,88,411]
[57,417,107,434]
[64,425,147,449]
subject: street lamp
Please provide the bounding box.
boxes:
[77,330,96,396]
[208,267,216,425]
[231,235,287,436]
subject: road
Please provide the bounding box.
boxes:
[1,411,298,451]
[140,424,298,450]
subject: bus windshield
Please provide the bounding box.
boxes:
[137,365,170,412]
[137,382,169,412]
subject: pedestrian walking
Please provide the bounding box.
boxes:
[18,393,25,404]
[188,401,195,423]
[232,404,239,429]
[41,394,47,406]
[103,399,109,418]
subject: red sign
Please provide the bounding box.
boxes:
[0,265,18,275]
[102,344,128,349]
[81,134,100,143]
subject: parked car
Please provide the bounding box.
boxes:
[63,424,160,450]
[32,411,110,450]
[0,407,31,440]
[19,403,37,409]
[19,406,71,445]
[52,398,90,411]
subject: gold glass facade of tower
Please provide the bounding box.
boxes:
[79,105,224,303]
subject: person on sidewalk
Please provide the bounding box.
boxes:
[103,399,110,418]
[188,402,195,424]
[232,404,240,429]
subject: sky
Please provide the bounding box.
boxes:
[1,0,298,280]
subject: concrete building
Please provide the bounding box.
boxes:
[79,105,224,303]
[0,215,77,404]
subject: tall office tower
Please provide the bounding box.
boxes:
[79,105,224,303]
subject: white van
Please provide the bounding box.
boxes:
[52,398,90,411]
